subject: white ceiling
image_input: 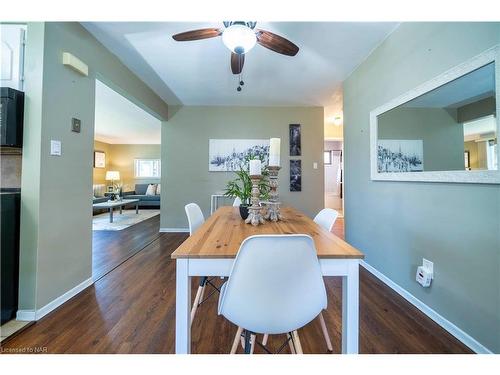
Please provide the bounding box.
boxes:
[83,22,398,107]
[94,79,161,144]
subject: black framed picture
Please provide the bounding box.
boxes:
[289,124,301,156]
[290,160,302,192]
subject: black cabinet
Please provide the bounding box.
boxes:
[1,87,24,148]
[1,191,21,324]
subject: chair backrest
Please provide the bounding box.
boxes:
[184,203,205,236]
[232,197,242,206]
[218,235,327,335]
[313,208,339,232]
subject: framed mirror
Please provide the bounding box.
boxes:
[370,45,500,184]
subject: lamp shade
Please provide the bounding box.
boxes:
[222,24,257,55]
[105,171,120,181]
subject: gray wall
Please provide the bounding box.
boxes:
[19,22,168,311]
[161,106,324,228]
[344,22,500,352]
[378,107,465,171]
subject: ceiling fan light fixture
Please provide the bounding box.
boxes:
[222,24,256,55]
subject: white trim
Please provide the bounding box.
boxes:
[370,44,500,184]
[160,227,189,233]
[15,277,93,322]
[360,260,493,354]
[16,310,36,321]
[36,277,93,320]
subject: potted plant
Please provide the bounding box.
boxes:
[224,155,270,220]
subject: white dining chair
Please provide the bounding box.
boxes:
[259,209,340,352]
[233,197,242,206]
[219,234,327,354]
[185,203,220,325]
[313,208,339,232]
[310,207,340,351]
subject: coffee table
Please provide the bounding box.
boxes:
[92,199,140,223]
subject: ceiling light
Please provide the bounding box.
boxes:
[222,24,257,55]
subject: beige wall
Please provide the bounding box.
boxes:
[161,105,324,229]
[325,123,343,139]
[92,141,161,190]
[464,141,479,169]
[92,140,111,185]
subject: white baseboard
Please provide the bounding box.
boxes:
[16,277,94,322]
[35,277,93,320]
[160,227,189,233]
[16,310,36,321]
[360,260,493,354]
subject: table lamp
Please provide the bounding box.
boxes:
[105,170,120,191]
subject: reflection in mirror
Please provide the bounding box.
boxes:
[377,62,497,173]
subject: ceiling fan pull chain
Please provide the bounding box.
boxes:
[237,73,243,92]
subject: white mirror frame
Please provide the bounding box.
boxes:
[370,45,500,184]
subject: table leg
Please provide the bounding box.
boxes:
[109,207,113,223]
[341,260,359,354]
[175,259,191,354]
[120,205,122,215]
[136,203,139,214]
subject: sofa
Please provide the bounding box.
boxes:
[122,183,160,208]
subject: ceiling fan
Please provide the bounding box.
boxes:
[172,21,299,91]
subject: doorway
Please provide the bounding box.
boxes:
[91,79,162,280]
[324,140,343,216]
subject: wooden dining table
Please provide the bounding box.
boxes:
[171,206,365,354]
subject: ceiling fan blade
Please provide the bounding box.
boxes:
[231,53,245,75]
[255,29,299,56]
[172,28,222,41]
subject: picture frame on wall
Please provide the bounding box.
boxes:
[94,151,106,168]
[208,139,270,171]
[289,124,301,156]
[290,160,302,192]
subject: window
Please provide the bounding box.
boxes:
[324,150,332,165]
[134,159,161,178]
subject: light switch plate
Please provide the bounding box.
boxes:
[50,140,62,156]
[423,258,434,279]
[313,162,318,169]
[71,118,81,133]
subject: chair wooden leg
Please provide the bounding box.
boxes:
[190,284,206,325]
[318,312,333,352]
[231,327,243,354]
[288,333,296,354]
[262,334,269,346]
[292,330,303,354]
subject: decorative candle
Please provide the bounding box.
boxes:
[269,138,281,166]
[249,159,262,176]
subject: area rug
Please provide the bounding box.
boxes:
[92,209,160,231]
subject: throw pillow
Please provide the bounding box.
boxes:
[145,184,157,196]
[156,184,161,195]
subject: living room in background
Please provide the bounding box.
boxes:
[92,78,162,280]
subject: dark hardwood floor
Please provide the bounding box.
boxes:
[1,217,472,354]
[92,212,161,280]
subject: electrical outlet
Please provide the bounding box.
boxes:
[423,258,434,279]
